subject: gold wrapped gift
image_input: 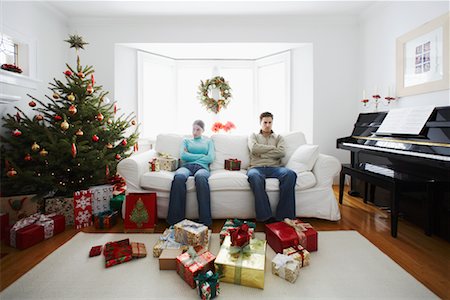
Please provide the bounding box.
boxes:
[283,245,310,267]
[271,253,300,283]
[174,219,209,247]
[157,153,178,171]
[214,236,266,289]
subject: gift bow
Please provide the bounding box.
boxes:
[231,218,256,229]
[158,152,174,159]
[283,218,312,243]
[272,253,295,269]
[196,270,220,300]
[229,223,251,248]
[10,213,56,247]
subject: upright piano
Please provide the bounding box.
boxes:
[337,106,450,239]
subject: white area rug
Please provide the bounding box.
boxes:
[1,231,437,300]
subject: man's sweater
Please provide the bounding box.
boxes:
[248,132,286,167]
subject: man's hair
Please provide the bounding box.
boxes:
[259,112,273,122]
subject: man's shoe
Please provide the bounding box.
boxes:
[264,217,278,224]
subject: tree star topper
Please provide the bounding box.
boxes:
[65,34,89,50]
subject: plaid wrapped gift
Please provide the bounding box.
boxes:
[89,245,103,257]
[149,158,160,172]
[93,210,118,229]
[214,236,266,289]
[224,158,241,171]
[174,219,209,247]
[220,219,255,244]
[157,152,178,171]
[131,242,147,258]
[89,185,113,215]
[283,245,310,267]
[44,197,74,226]
[195,270,220,300]
[104,238,133,268]
[272,253,301,283]
[283,218,318,252]
[176,247,216,288]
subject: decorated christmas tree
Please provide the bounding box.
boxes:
[0,35,139,197]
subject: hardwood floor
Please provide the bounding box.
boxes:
[1,185,449,298]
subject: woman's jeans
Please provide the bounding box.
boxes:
[167,163,212,226]
[247,166,297,222]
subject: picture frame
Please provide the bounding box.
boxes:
[396,12,449,97]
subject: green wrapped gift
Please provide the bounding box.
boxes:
[110,194,125,212]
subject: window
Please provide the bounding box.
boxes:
[0,34,18,66]
[138,51,290,139]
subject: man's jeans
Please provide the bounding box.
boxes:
[167,163,212,226]
[247,166,297,222]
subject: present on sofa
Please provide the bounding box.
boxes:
[104,238,133,268]
[0,212,9,240]
[74,190,93,229]
[8,213,65,249]
[283,245,310,267]
[157,152,178,171]
[89,184,113,214]
[131,242,147,258]
[149,158,160,172]
[174,219,209,247]
[176,246,216,288]
[219,218,255,244]
[283,218,318,252]
[93,210,118,229]
[45,196,74,226]
[124,193,157,232]
[224,158,241,171]
[272,253,301,283]
[1,194,39,225]
[159,248,184,270]
[214,236,266,289]
[195,270,220,300]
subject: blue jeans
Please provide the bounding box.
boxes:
[167,163,212,226]
[247,166,297,222]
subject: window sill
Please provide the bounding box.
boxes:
[0,69,40,90]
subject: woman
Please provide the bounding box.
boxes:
[166,120,215,226]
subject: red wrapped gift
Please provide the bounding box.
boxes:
[283,218,318,252]
[176,247,216,288]
[265,221,300,254]
[104,238,133,268]
[124,193,157,232]
[8,224,44,250]
[224,158,241,171]
[0,212,9,240]
[89,245,103,257]
[229,223,251,248]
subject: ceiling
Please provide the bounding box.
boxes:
[46,1,375,18]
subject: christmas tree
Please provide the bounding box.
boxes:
[0,35,139,197]
[129,198,149,228]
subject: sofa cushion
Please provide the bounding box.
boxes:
[285,144,319,173]
[155,134,184,159]
[210,134,250,171]
[140,171,195,192]
[265,171,316,191]
[209,170,250,191]
[280,131,307,165]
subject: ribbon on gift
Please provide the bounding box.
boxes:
[10,213,56,247]
[272,253,297,280]
[229,223,251,248]
[283,218,313,246]
[109,175,127,196]
[229,239,265,285]
[284,245,308,267]
[158,152,175,159]
[149,158,160,172]
[196,270,220,300]
[178,246,209,281]
[230,218,256,229]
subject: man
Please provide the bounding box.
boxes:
[247,112,297,223]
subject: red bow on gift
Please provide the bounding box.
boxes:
[109,175,127,195]
[229,223,251,248]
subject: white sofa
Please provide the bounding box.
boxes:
[117,132,341,221]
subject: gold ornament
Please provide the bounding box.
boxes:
[31,142,40,152]
[65,34,88,50]
[53,92,60,99]
[87,84,93,95]
[40,148,48,157]
[67,93,75,101]
[61,120,70,131]
[77,71,85,78]
[75,129,84,136]
[35,114,44,121]
[107,118,112,125]
[131,120,136,125]
[106,143,113,149]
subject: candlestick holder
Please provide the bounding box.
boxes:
[360,94,396,111]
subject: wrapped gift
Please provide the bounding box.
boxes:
[104,238,133,268]
[1,194,39,225]
[176,247,216,288]
[283,218,318,252]
[272,253,301,283]
[153,228,211,258]
[124,193,157,232]
[74,190,93,229]
[224,158,241,171]
[89,245,103,257]
[45,197,74,226]
[195,270,220,300]
[93,210,118,229]
[110,174,127,196]
[283,245,310,267]
[174,219,209,247]
[159,248,184,270]
[89,184,113,214]
[131,242,147,258]
[214,236,266,289]
[0,212,9,240]
[149,158,160,172]
[110,194,125,213]
[219,219,255,244]
[265,221,300,254]
[229,223,252,249]
[157,153,178,171]
[8,224,44,250]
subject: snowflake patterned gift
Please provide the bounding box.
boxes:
[73,190,93,229]
[45,197,74,225]
[89,184,113,215]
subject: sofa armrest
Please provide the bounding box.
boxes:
[312,154,342,187]
[117,149,157,193]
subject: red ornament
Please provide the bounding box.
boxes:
[71,143,77,158]
[64,70,72,76]
[115,154,121,160]
[24,154,32,161]
[7,168,17,177]
[92,135,99,142]
[54,115,62,121]
[121,139,127,146]
[91,74,95,86]
[12,129,22,137]
[68,105,77,115]
[96,113,104,122]
[105,165,110,177]
[28,101,36,107]
[113,103,117,114]
[87,84,93,95]
[133,143,138,152]
[15,112,21,122]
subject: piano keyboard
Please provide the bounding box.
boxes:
[342,142,450,162]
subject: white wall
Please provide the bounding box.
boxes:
[359,2,449,113]
[0,2,68,135]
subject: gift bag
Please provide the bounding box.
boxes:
[124,193,157,232]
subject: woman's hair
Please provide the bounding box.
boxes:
[192,120,205,130]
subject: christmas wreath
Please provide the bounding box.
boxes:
[198,76,232,114]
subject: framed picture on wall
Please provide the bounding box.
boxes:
[396,12,449,97]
